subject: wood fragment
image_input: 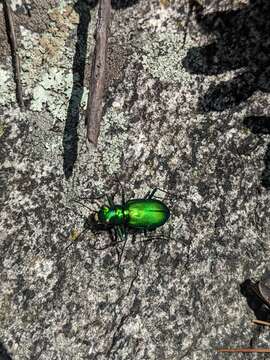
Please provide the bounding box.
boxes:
[253,319,270,326]
[86,0,111,147]
[2,0,24,110]
[217,348,270,353]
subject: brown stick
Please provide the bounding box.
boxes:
[217,348,270,353]
[253,319,270,326]
[3,0,24,110]
[86,0,111,146]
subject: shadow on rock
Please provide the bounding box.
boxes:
[241,279,270,321]
[244,116,270,188]
[63,0,93,179]
[182,0,270,112]
[63,0,139,179]
[112,0,139,9]
[240,279,270,347]
[0,342,12,360]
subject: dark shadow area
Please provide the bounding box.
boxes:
[63,0,93,179]
[262,145,270,188]
[182,0,270,112]
[63,0,139,179]
[0,342,12,360]
[244,116,270,188]
[244,116,270,135]
[241,279,270,321]
[241,279,270,346]
[111,0,139,9]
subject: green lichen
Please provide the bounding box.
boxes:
[140,32,187,82]
[30,67,89,121]
[18,2,87,121]
[0,66,16,107]
[0,122,6,138]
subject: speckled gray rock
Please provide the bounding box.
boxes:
[1,0,270,359]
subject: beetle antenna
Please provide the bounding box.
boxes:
[117,235,128,268]
[71,199,98,213]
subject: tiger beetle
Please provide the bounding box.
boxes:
[73,186,171,267]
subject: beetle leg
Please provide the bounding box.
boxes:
[146,188,158,199]
[117,225,128,268]
[118,182,126,205]
[71,194,114,209]
[145,187,170,199]
[106,195,115,208]
[147,187,175,200]
[114,175,126,205]
[121,187,126,206]
[143,190,152,199]
[70,199,98,213]
[113,226,120,241]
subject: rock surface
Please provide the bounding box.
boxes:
[1,0,270,359]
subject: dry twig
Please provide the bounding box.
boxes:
[2,0,24,109]
[253,319,270,326]
[217,319,270,353]
[86,0,111,146]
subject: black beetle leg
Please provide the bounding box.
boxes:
[146,188,158,199]
[117,225,128,268]
[143,190,152,199]
[106,195,115,208]
[71,199,98,213]
[114,175,126,205]
[147,187,176,200]
[121,187,126,206]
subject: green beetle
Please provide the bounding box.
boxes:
[92,187,171,264]
[94,188,170,231]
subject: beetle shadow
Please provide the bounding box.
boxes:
[63,0,139,179]
[182,0,270,112]
[243,116,270,188]
[0,342,13,360]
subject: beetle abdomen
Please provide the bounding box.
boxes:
[126,199,170,230]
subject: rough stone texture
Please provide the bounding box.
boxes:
[1,0,270,359]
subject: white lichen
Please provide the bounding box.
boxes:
[0,66,16,106]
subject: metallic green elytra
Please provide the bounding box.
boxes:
[125,199,170,230]
[97,199,170,230]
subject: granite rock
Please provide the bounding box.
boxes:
[1,0,270,359]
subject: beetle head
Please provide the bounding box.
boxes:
[95,205,111,224]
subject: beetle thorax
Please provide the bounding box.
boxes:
[98,205,126,225]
